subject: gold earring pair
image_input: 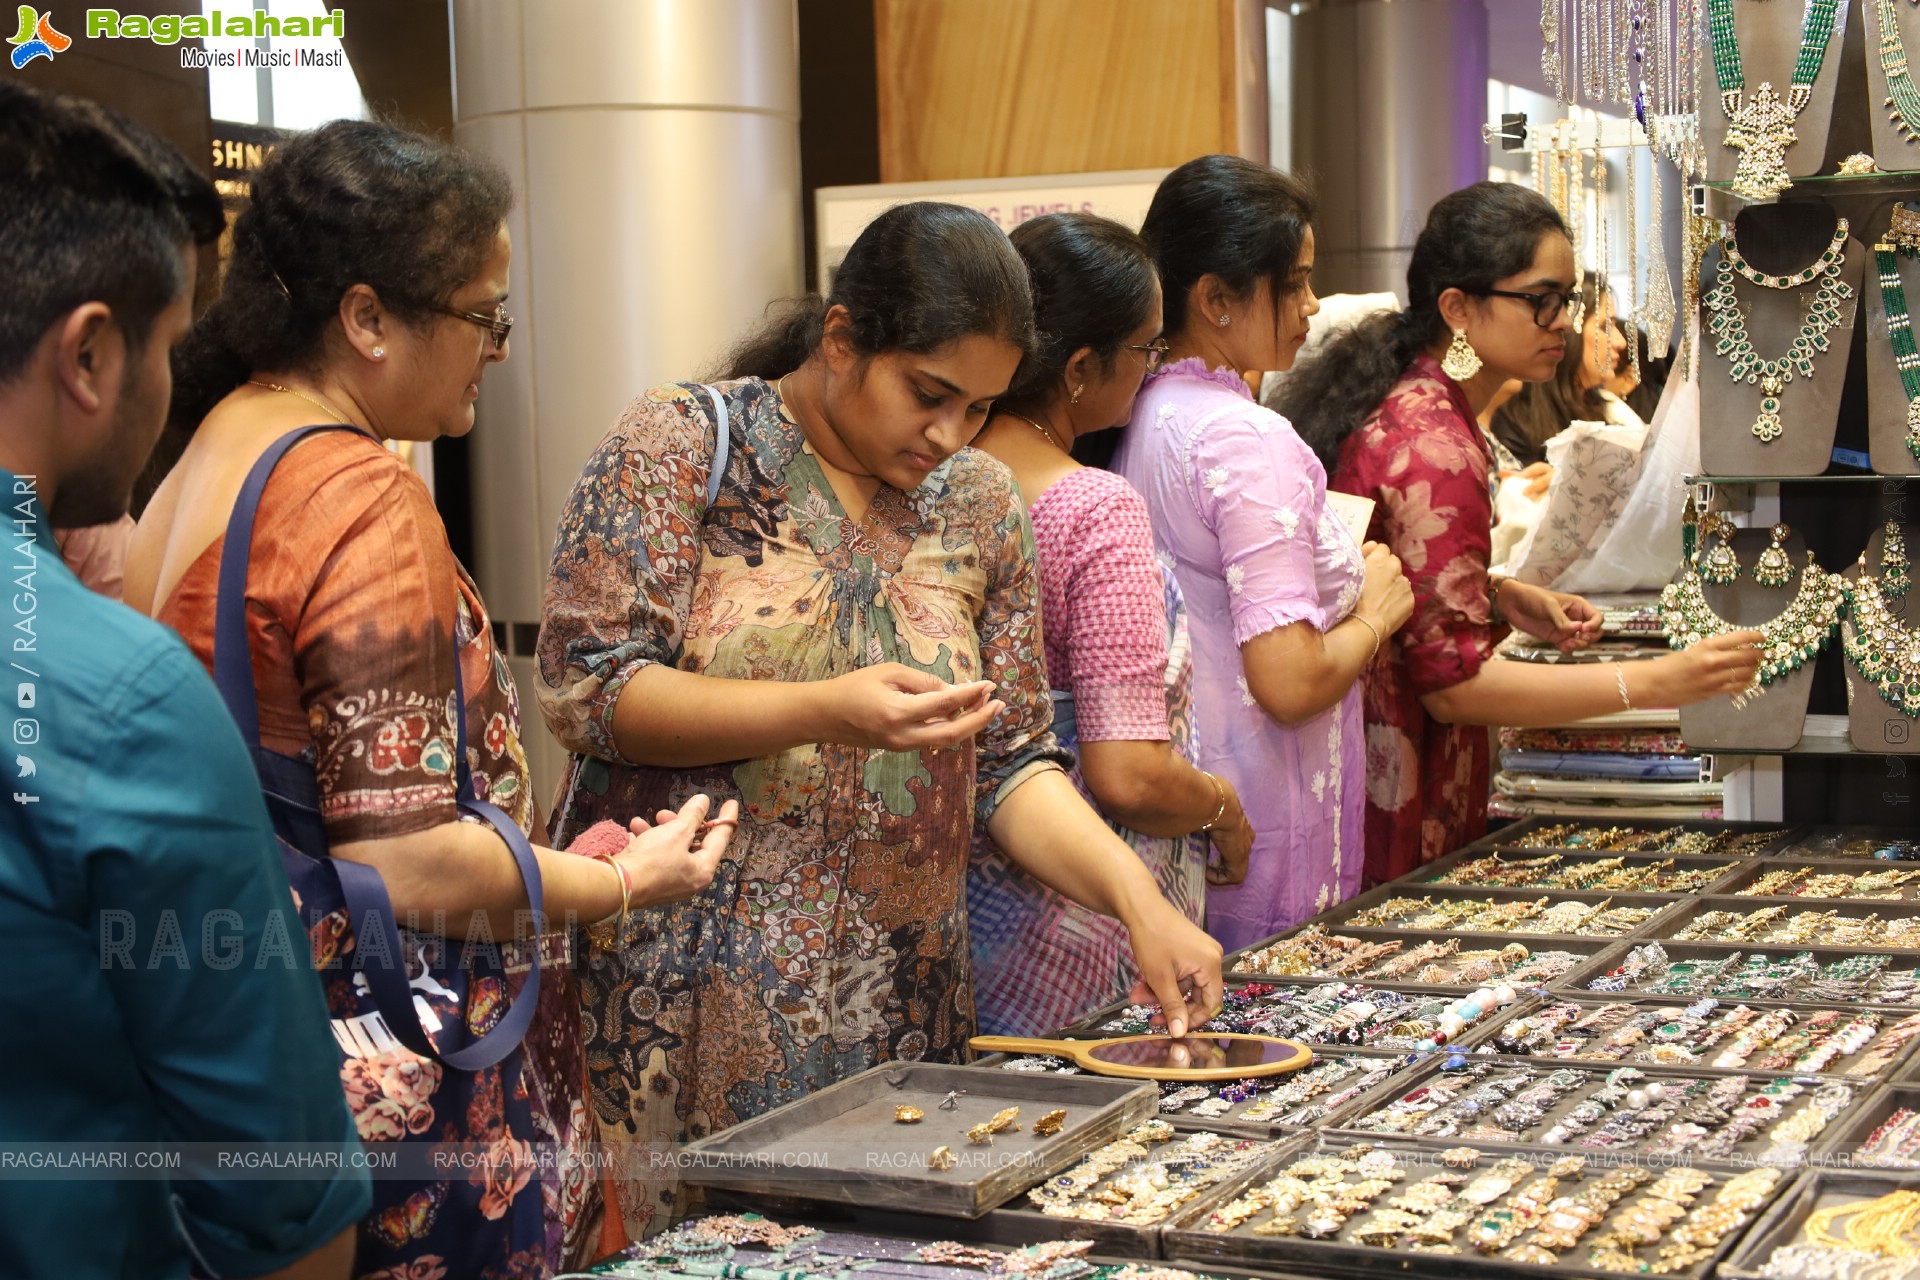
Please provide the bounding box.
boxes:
[1441,328,1481,381]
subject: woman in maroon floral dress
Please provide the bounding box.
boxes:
[1279,182,1763,884]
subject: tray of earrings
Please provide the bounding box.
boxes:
[1160,1135,1791,1280]
[1226,924,1609,993]
[1649,898,1920,951]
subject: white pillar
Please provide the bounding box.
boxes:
[450,0,803,798]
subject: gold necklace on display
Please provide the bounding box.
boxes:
[1007,412,1066,452]
[247,379,350,426]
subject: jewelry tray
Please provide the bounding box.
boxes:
[1470,994,1920,1081]
[1309,885,1688,941]
[1715,861,1920,902]
[1413,846,1751,896]
[1556,941,1920,1008]
[1476,817,1800,859]
[1772,825,1920,862]
[1159,1133,1788,1280]
[1056,975,1530,1056]
[1226,925,1617,991]
[679,1062,1156,1218]
[1810,1085,1920,1173]
[1647,897,1920,951]
[972,1047,1418,1141]
[1715,1171,1920,1280]
[980,1130,1302,1258]
[1322,1055,1873,1170]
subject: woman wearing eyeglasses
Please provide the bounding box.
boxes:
[1280,181,1762,885]
[965,213,1252,1036]
[127,120,733,1278]
[1110,157,1415,954]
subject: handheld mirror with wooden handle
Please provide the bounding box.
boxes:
[969,1033,1313,1081]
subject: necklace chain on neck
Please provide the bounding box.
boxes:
[248,379,352,427]
[1007,412,1065,451]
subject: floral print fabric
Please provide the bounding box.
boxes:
[156,431,595,1280]
[1115,359,1367,953]
[536,380,1069,1238]
[1330,353,1501,885]
[968,467,1206,1036]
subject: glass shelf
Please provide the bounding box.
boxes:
[1699,168,1920,192]
[1683,473,1896,485]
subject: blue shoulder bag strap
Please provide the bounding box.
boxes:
[212,424,540,1071]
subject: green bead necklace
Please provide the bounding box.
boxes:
[1660,552,1845,704]
[1708,0,1845,201]
[1703,218,1852,443]
[1872,224,1920,464]
[1842,546,1920,718]
[1875,0,1920,143]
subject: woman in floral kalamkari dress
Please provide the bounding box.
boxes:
[967,212,1257,1036]
[126,122,732,1280]
[536,203,1224,1236]
[1112,156,1415,952]
[1280,181,1765,884]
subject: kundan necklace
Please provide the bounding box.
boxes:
[1660,553,1845,704]
[1873,218,1920,465]
[1843,545,1920,718]
[1708,0,1844,201]
[1876,0,1920,143]
[1703,216,1852,442]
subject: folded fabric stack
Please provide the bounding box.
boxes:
[1488,594,1720,822]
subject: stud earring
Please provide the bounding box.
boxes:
[1441,328,1482,381]
[1699,514,1743,587]
[1070,385,1083,404]
[371,347,385,359]
[1884,521,1912,599]
[1218,314,1230,326]
[1753,523,1793,588]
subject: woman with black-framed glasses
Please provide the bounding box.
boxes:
[1279,181,1763,886]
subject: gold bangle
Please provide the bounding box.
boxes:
[1348,612,1383,662]
[1489,574,1508,618]
[1198,771,1230,832]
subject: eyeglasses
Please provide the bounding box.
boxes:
[1475,288,1574,329]
[1124,338,1171,371]
[437,303,513,351]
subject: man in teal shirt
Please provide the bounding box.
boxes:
[0,83,370,1277]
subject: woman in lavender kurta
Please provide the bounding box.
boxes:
[1113,156,1413,952]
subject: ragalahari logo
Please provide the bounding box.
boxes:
[9,6,70,67]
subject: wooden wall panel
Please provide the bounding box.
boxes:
[874,0,1264,182]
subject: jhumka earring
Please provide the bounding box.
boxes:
[1753,523,1794,589]
[1885,522,1912,600]
[1700,514,1743,587]
[1442,328,1483,381]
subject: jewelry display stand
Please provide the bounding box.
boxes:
[1862,0,1920,169]
[1861,208,1920,474]
[1843,522,1920,751]
[1676,526,1821,750]
[1699,204,1863,476]
[1702,0,1850,198]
